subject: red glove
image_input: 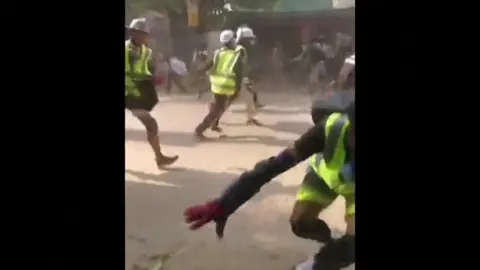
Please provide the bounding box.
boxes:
[183,199,228,238]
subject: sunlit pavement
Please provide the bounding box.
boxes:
[125,93,354,270]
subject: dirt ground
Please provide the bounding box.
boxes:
[125,93,354,270]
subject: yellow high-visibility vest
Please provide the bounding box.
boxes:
[209,48,240,96]
[309,113,354,197]
[125,41,152,97]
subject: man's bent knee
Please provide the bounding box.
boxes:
[290,218,332,243]
[289,201,332,243]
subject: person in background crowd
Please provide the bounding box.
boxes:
[306,35,329,94]
[270,41,284,84]
[153,52,169,89]
[324,33,353,87]
[287,35,328,94]
[125,18,179,168]
[165,54,189,94]
[214,26,263,129]
[194,29,243,139]
[191,42,210,99]
[240,33,265,110]
[335,53,355,91]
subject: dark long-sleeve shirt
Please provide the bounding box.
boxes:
[219,121,327,215]
[293,122,326,160]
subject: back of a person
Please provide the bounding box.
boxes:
[211,48,237,76]
[209,48,239,96]
[308,42,327,65]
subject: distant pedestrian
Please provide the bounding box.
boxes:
[194,30,243,139]
[165,55,188,94]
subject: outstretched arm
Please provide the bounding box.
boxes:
[220,122,326,215]
[184,122,328,234]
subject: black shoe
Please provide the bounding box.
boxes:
[194,130,208,141]
[211,126,223,132]
[247,118,263,126]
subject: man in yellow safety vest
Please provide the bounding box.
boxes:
[194,29,244,140]
[212,26,263,129]
[185,95,355,270]
[125,18,178,168]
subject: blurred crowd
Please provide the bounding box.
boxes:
[185,31,354,95]
[126,25,354,96]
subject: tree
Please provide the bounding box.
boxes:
[228,0,278,10]
[126,0,187,22]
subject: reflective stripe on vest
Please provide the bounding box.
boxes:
[125,43,152,97]
[209,48,240,96]
[309,113,354,196]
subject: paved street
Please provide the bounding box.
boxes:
[125,93,353,270]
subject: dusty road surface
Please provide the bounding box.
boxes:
[126,93,354,270]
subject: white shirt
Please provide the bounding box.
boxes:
[169,57,187,76]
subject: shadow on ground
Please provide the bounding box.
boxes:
[230,107,310,115]
[263,120,313,135]
[125,168,313,270]
[126,167,297,211]
[125,129,293,148]
[125,129,199,147]
[222,120,311,136]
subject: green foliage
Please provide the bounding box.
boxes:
[126,0,278,16]
[125,0,279,23]
[229,0,278,10]
[126,0,186,21]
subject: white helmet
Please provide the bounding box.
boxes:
[220,29,235,44]
[128,18,149,33]
[236,27,255,39]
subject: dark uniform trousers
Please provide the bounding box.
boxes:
[195,94,230,133]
